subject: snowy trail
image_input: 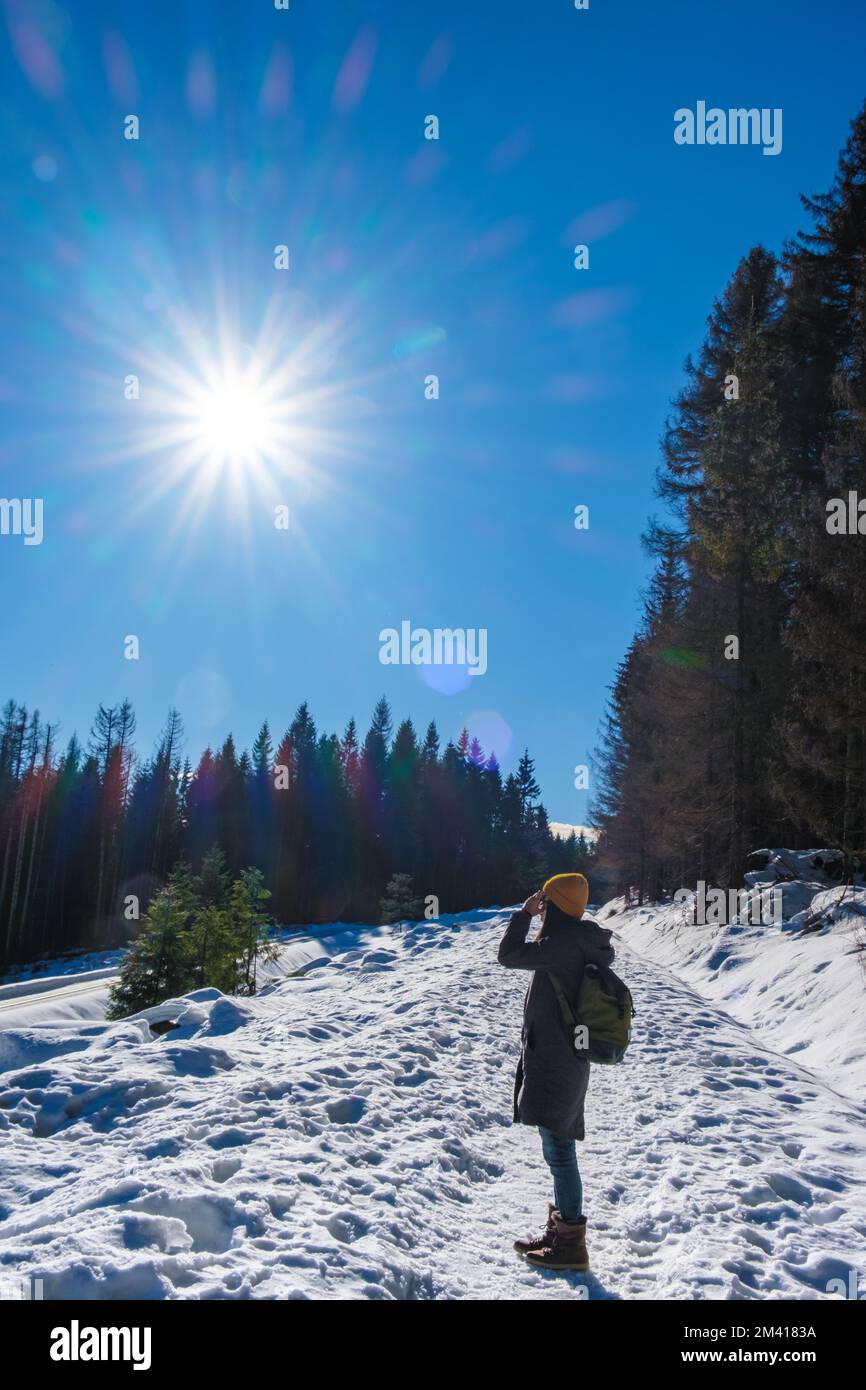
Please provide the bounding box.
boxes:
[0,910,863,1300]
[0,973,117,1014]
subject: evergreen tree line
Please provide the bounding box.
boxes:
[0,694,594,971]
[593,103,866,901]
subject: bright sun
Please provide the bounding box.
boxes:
[190,375,276,466]
[125,307,364,536]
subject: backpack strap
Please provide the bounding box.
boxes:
[548,971,577,1029]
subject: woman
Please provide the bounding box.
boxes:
[498,872,615,1271]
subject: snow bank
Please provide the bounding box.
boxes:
[597,849,866,1103]
[1,950,124,987]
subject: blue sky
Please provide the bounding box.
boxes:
[1,0,865,823]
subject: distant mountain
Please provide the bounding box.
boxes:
[549,822,598,843]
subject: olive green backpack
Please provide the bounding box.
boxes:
[549,962,634,1064]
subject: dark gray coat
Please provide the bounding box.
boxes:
[498,908,615,1140]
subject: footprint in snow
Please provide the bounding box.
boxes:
[288,1024,338,1041]
[325,1096,366,1124]
[359,950,398,971]
[161,1044,236,1076]
[326,1211,370,1244]
[780,1140,803,1158]
[764,1171,814,1205]
[211,1156,242,1183]
[207,1127,258,1150]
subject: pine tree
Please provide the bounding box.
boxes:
[106,866,196,1018]
[379,872,422,924]
[516,750,541,820]
[227,867,276,994]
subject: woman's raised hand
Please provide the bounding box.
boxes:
[521,889,545,918]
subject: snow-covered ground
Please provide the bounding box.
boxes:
[0,888,864,1300]
[598,849,866,1105]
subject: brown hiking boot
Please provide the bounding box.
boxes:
[525,1213,589,1271]
[513,1204,558,1256]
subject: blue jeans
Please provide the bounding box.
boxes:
[539,1125,583,1221]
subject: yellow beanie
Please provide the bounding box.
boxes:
[543,872,589,919]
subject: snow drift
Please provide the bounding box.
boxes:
[598,849,866,1104]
